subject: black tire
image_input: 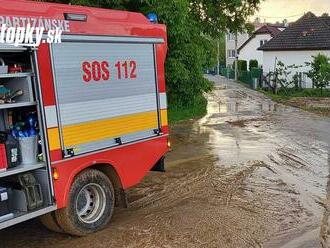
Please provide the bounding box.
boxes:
[55,169,115,236]
[39,212,64,233]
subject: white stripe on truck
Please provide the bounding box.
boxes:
[160,93,167,109]
[60,93,158,126]
[44,105,58,128]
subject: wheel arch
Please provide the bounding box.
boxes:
[90,163,127,208]
[54,161,126,209]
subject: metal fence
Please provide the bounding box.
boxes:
[220,67,263,88]
[261,71,309,89]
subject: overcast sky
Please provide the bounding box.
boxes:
[253,0,330,22]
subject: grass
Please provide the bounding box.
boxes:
[302,106,330,116]
[168,97,208,123]
[259,88,330,117]
[259,88,330,100]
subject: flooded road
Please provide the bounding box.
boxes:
[1,76,330,248]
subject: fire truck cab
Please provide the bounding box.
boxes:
[0,0,168,236]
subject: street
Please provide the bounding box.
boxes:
[1,76,329,248]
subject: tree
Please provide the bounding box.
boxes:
[282,19,288,26]
[39,0,261,109]
[306,54,330,93]
[322,13,329,17]
[265,60,302,94]
[254,17,261,24]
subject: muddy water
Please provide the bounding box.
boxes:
[0,76,329,248]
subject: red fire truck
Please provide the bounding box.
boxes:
[0,0,169,236]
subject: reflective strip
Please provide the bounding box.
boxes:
[48,128,61,151]
[161,109,168,126]
[73,129,156,155]
[160,93,167,109]
[45,106,58,128]
[48,110,168,152]
[62,111,158,148]
[60,93,157,126]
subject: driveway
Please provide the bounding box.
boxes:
[1,76,329,248]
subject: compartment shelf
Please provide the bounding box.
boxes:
[0,73,33,79]
[0,205,56,229]
[0,163,46,178]
[0,101,36,110]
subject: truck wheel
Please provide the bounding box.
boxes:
[39,212,64,233]
[55,169,115,236]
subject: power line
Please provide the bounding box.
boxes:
[254,13,305,19]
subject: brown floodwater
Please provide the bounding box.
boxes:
[0,75,329,248]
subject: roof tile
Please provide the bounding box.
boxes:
[259,12,330,51]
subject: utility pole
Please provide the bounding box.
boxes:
[217,40,220,75]
[234,31,238,81]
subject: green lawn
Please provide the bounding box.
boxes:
[259,88,330,100]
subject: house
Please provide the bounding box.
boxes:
[225,32,250,68]
[238,25,283,69]
[225,23,285,68]
[259,12,330,88]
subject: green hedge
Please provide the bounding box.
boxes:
[237,60,247,71]
[249,59,258,70]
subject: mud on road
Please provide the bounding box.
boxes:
[1,76,330,248]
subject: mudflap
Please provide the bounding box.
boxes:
[151,156,166,172]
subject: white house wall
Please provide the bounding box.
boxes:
[263,50,330,88]
[239,34,272,68]
[226,32,249,67]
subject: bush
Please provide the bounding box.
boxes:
[237,60,247,71]
[249,59,258,70]
[306,54,330,91]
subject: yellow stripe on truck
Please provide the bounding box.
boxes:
[47,110,169,151]
[62,111,159,147]
[48,128,61,151]
[161,109,168,126]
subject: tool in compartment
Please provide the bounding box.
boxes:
[0,144,8,171]
[0,86,24,104]
[0,187,13,222]
[15,173,43,211]
[0,58,8,74]
[0,131,20,168]
[8,64,23,74]
[1,173,44,212]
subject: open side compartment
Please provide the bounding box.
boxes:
[0,47,55,229]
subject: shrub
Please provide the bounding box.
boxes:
[306,54,330,92]
[237,60,247,71]
[249,59,258,70]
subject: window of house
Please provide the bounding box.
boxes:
[227,49,236,58]
[260,39,268,47]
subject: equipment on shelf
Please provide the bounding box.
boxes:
[0,86,24,104]
[0,58,8,74]
[0,144,8,171]
[0,187,13,222]
[16,173,43,211]
[8,64,23,74]
[0,132,20,169]
[11,112,38,138]
[18,136,38,165]
[11,112,38,165]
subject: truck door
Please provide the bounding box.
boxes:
[50,36,163,156]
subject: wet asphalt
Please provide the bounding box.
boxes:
[0,75,329,248]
